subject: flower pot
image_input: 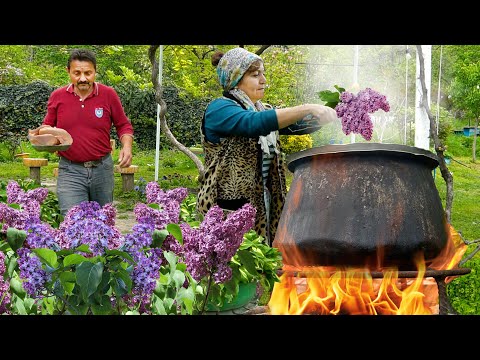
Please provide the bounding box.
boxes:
[206,281,257,312]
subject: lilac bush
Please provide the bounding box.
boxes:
[0,179,265,315]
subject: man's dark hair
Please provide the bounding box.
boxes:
[67,48,97,71]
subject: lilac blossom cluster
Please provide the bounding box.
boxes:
[0,180,48,232]
[132,182,188,254]
[1,182,126,297]
[335,88,390,141]
[181,203,256,284]
[125,248,163,312]
[121,183,188,311]
[58,201,123,255]
[16,248,51,298]
[0,251,10,314]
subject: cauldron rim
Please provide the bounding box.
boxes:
[287,143,439,172]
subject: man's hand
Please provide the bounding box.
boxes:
[118,134,133,167]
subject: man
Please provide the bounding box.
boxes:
[42,48,134,216]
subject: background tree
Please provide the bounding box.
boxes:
[448,45,480,162]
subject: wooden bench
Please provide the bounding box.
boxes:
[114,165,139,192]
[23,158,48,184]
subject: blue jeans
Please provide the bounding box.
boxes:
[56,154,115,216]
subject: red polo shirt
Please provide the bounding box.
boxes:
[42,82,134,163]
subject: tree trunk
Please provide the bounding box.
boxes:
[416,46,454,223]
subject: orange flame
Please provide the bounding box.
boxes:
[269,225,466,315]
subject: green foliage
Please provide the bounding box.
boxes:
[151,251,199,315]
[437,107,455,144]
[0,80,54,139]
[317,85,345,108]
[447,259,480,315]
[203,229,283,310]
[280,134,313,155]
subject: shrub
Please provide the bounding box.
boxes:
[280,134,313,155]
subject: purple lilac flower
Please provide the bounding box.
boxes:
[123,217,156,252]
[0,251,5,276]
[145,182,188,209]
[0,203,29,233]
[25,222,59,250]
[127,183,189,257]
[17,248,51,298]
[0,181,48,233]
[182,203,256,284]
[126,248,163,313]
[6,181,48,222]
[0,278,10,314]
[335,88,390,141]
[133,184,188,232]
[7,181,49,205]
[0,251,10,313]
[58,201,123,254]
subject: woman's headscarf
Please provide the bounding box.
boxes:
[217,47,262,91]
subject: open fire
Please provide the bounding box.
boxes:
[268,225,467,315]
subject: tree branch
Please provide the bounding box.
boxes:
[148,45,205,180]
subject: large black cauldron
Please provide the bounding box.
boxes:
[272,143,449,270]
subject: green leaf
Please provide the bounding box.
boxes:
[59,271,76,295]
[75,244,92,253]
[15,297,27,315]
[8,203,21,210]
[112,268,132,296]
[75,262,104,301]
[318,90,340,103]
[148,203,161,210]
[6,227,26,252]
[163,298,176,313]
[172,269,186,290]
[67,301,89,315]
[166,223,183,244]
[105,249,135,263]
[236,249,258,276]
[152,296,167,315]
[324,102,339,109]
[91,296,114,315]
[23,297,37,314]
[152,229,169,248]
[32,248,58,268]
[63,253,89,267]
[10,277,27,299]
[7,256,17,278]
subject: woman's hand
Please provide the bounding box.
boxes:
[308,104,338,125]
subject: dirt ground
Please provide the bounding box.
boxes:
[113,205,137,234]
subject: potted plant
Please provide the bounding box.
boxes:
[206,229,283,311]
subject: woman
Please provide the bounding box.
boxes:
[197,47,338,245]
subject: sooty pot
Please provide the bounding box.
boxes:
[272,143,449,270]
